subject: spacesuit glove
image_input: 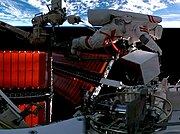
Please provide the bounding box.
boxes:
[70,39,83,55]
[71,48,81,55]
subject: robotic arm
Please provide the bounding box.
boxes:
[0,0,67,48]
[31,0,67,45]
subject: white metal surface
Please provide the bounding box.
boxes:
[0,117,84,134]
[121,50,160,84]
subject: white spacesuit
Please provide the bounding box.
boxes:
[68,9,163,56]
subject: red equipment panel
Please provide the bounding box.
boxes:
[0,51,47,88]
[11,51,19,87]
[3,51,11,87]
[25,51,33,87]
[0,51,3,86]
[19,51,26,87]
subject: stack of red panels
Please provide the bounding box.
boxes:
[0,51,46,88]
[53,52,110,73]
[53,52,111,104]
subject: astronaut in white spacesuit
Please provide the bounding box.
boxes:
[67,9,163,56]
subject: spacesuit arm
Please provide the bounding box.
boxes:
[135,25,162,55]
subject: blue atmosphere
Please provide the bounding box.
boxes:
[0,0,180,28]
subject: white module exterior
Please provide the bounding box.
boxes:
[121,50,160,84]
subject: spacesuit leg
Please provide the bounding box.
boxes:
[139,33,162,55]
[71,32,106,54]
